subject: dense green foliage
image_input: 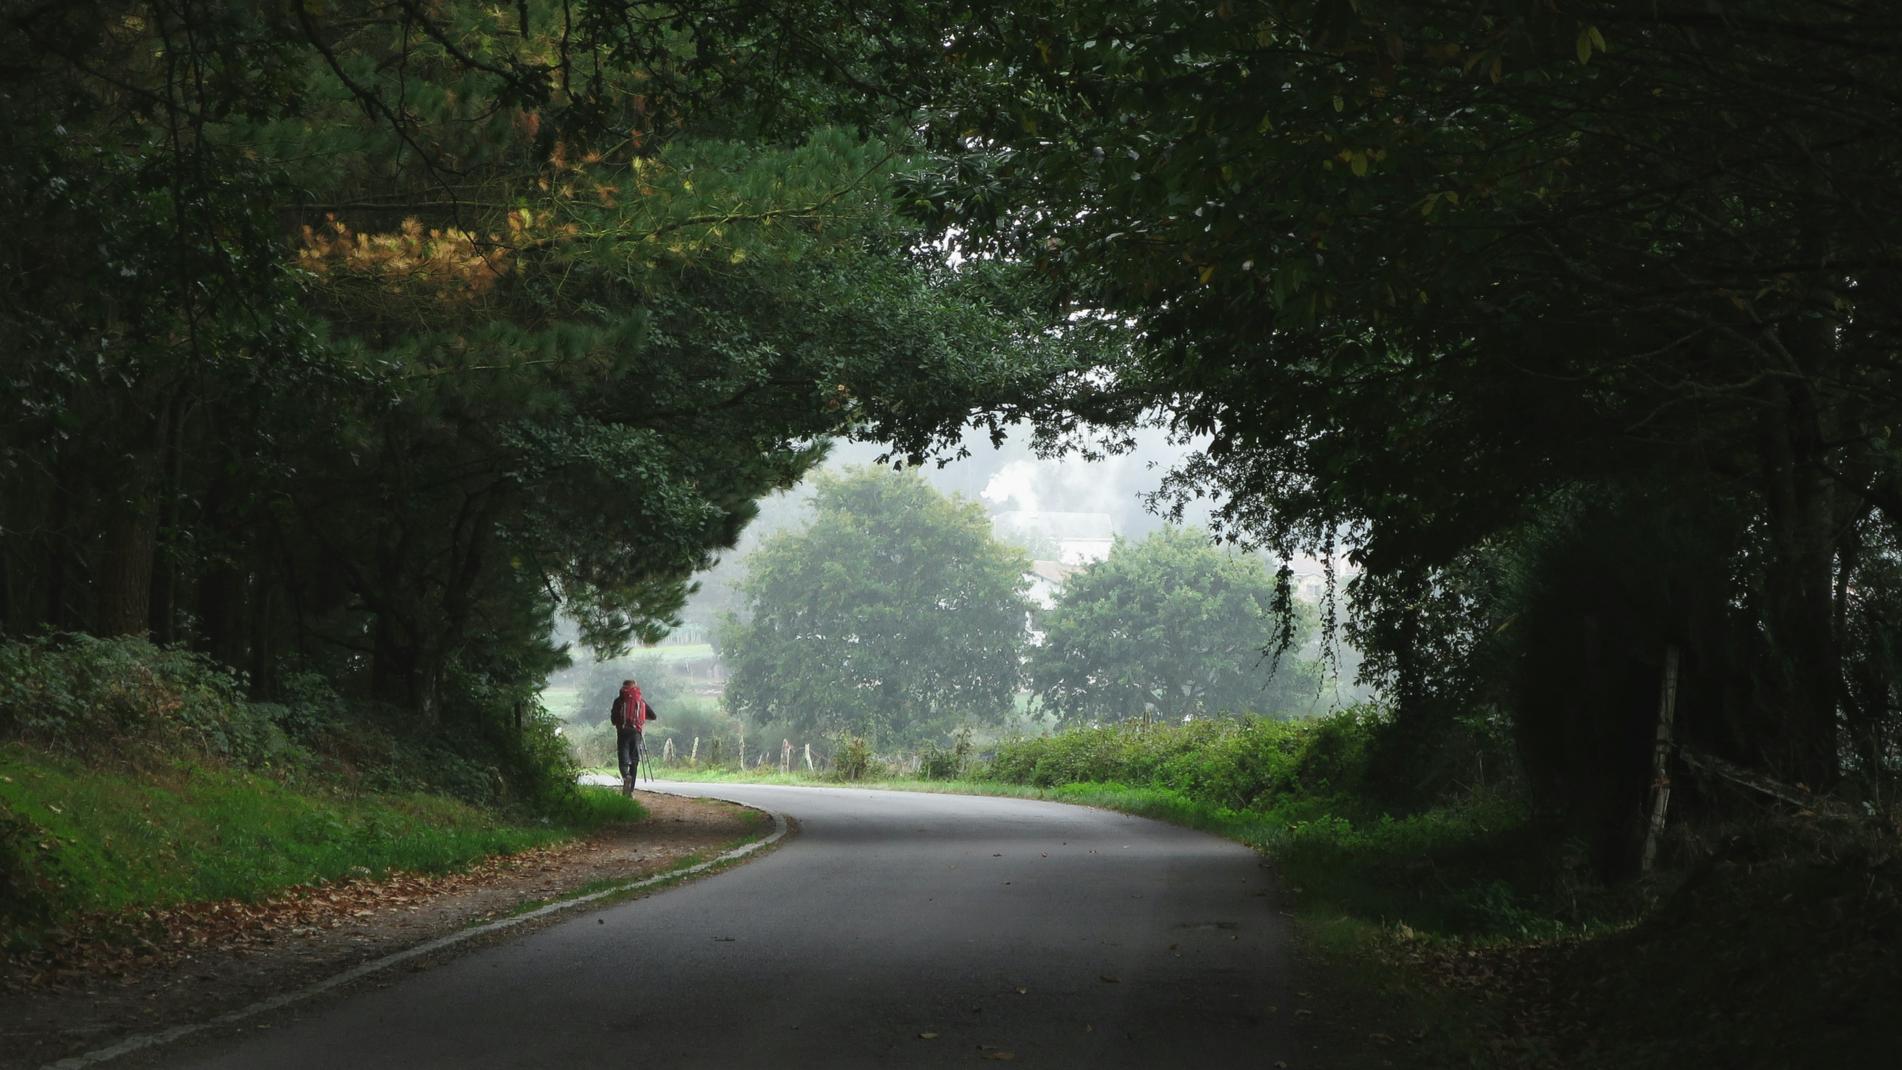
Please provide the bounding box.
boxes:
[720,468,1031,745]
[868,0,1902,874]
[0,634,578,808]
[0,2,1085,738]
[1028,528,1319,724]
[989,715,1381,814]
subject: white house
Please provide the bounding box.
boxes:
[1023,559,1081,611]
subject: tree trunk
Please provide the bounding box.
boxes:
[95,480,161,637]
[371,609,442,725]
[0,543,14,634]
[43,443,75,630]
[1758,371,1843,786]
[1640,645,1681,874]
[197,560,246,669]
[247,577,280,699]
[95,392,174,638]
[371,611,413,708]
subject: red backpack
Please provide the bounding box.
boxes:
[610,683,649,729]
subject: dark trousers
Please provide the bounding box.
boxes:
[617,727,645,781]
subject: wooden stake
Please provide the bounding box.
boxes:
[1641,644,1682,874]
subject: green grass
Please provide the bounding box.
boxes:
[0,743,645,941]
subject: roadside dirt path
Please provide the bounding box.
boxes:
[0,791,765,1070]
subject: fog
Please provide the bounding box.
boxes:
[672,425,1357,625]
[665,425,1216,628]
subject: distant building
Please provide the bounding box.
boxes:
[1282,553,1359,607]
[1024,559,1082,611]
[1289,568,1328,605]
[991,510,1115,567]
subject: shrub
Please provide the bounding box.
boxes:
[918,743,960,780]
[0,637,587,817]
[0,634,295,768]
[832,735,875,781]
[985,707,1390,814]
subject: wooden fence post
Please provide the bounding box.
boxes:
[781,738,792,774]
[690,736,700,766]
[804,742,814,773]
[1641,644,1682,874]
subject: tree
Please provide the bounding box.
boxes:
[1028,528,1317,725]
[720,467,1030,745]
[0,2,1091,732]
[875,0,1902,831]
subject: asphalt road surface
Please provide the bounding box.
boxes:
[153,783,1294,1069]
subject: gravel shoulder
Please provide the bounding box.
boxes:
[0,790,769,1070]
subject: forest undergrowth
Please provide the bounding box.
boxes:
[0,635,637,951]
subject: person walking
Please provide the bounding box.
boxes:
[610,678,659,793]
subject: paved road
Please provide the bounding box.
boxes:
[155,783,1294,1068]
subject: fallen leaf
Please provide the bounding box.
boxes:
[917,1032,938,1040]
[1100,974,1120,983]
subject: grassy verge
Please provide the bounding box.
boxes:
[1,743,645,945]
[0,633,651,950]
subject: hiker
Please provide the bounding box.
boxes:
[610,678,658,788]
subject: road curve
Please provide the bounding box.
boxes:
[152,783,1294,1069]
